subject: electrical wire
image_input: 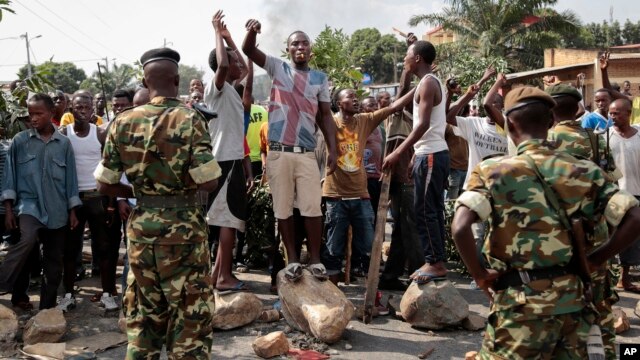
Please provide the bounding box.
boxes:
[31,0,129,60]
[13,0,103,58]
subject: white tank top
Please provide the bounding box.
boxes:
[67,123,102,191]
[413,74,449,155]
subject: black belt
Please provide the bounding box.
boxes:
[493,265,574,291]
[268,142,312,153]
[79,190,103,199]
[137,193,203,208]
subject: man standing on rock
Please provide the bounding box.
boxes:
[452,86,640,358]
[94,48,221,359]
[242,19,337,282]
[383,40,449,284]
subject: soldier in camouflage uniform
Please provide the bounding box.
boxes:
[546,83,620,360]
[94,48,222,360]
[451,86,640,359]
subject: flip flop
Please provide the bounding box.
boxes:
[308,263,328,281]
[284,262,303,282]
[411,271,447,285]
[217,281,249,295]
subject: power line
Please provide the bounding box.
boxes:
[31,0,129,61]
[13,0,103,58]
[76,0,113,31]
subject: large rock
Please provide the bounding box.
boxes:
[400,280,469,329]
[252,331,289,359]
[277,269,354,344]
[462,313,486,331]
[211,291,262,330]
[0,304,18,342]
[613,307,630,334]
[22,342,66,359]
[22,308,66,345]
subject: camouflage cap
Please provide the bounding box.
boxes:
[545,83,582,101]
[140,47,180,68]
[505,86,556,115]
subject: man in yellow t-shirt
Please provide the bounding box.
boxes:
[246,104,268,176]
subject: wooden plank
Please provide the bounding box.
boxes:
[363,169,391,323]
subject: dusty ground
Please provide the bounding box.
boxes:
[3,231,640,359]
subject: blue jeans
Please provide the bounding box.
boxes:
[413,151,450,264]
[321,199,374,274]
[446,168,467,200]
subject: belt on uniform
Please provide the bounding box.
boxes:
[268,142,311,153]
[79,190,103,199]
[493,265,574,291]
[137,193,203,208]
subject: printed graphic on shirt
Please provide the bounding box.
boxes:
[337,129,360,172]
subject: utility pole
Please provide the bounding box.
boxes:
[20,32,42,77]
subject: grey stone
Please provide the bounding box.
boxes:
[23,309,66,345]
[400,280,469,329]
[212,291,263,330]
[252,331,289,359]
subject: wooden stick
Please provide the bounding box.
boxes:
[345,226,352,285]
[363,169,391,323]
[392,27,408,38]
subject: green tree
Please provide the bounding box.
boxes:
[178,64,205,96]
[17,61,86,93]
[622,19,640,45]
[409,0,580,70]
[0,0,14,21]
[307,26,362,89]
[348,28,405,84]
[79,63,137,98]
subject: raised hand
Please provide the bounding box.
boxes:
[212,10,225,32]
[245,19,261,34]
[599,51,610,71]
[482,66,497,81]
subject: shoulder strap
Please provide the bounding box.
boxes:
[522,154,571,231]
[584,128,600,165]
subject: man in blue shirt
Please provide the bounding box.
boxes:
[581,88,613,131]
[0,93,81,310]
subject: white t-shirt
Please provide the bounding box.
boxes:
[413,74,448,155]
[204,80,245,162]
[453,116,507,188]
[609,125,640,195]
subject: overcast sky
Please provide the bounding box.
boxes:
[1,0,638,83]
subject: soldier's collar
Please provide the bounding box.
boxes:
[149,96,182,106]
[516,139,554,155]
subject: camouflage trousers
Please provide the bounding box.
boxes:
[591,267,619,360]
[124,241,214,360]
[478,307,593,359]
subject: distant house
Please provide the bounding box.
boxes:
[422,26,457,46]
[505,47,640,108]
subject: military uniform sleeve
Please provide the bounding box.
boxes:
[455,165,492,221]
[188,114,221,184]
[94,118,123,184]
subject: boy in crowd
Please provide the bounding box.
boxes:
[0,93,81,310]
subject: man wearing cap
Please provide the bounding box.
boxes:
[94,47,221,359]
[452,86,640,359]
[546,83,620,359]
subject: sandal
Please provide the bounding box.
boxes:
[284,262,303,282]
[308,263,328,281]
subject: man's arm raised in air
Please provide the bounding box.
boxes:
[483,73,508,129]
[242,19,267,68]
[600,51,633,101]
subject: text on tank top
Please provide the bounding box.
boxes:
[67,123,102,191]
[413,73,448,155]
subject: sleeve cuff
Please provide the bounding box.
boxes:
[189,159,222,184]
[2,189,16,202]
[605,190,640,226]
[68,196,82,210]
[93,162,122,184]
[456,191,492,221]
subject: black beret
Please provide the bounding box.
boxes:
[545,84,582,101]
[140,47,180,67]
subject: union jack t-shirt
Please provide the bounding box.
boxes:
[264,55,330,150]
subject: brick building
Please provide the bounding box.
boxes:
[506,47,640,108]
